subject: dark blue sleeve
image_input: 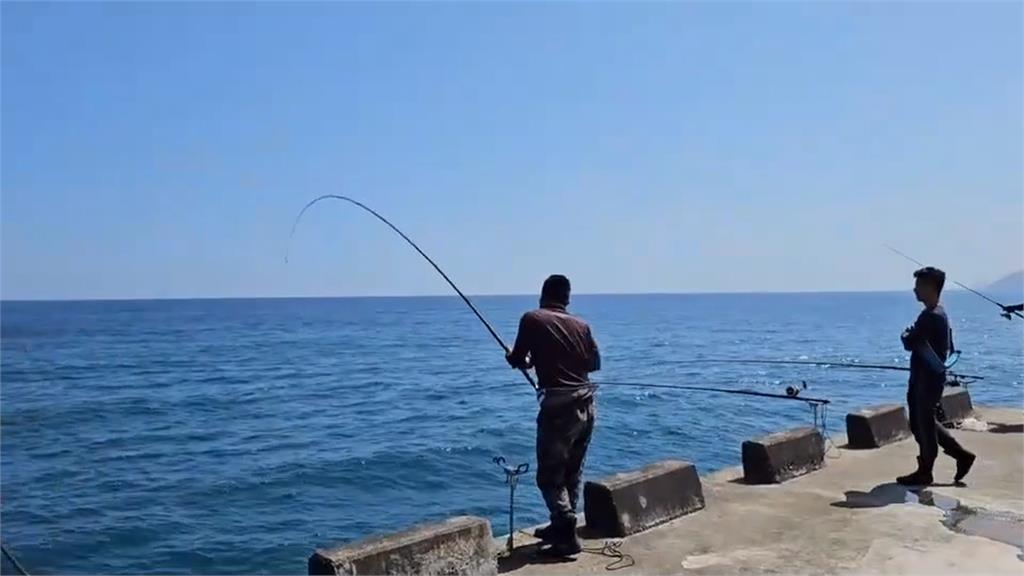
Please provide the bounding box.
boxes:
[926,311,950,357]
[902,311,932,350]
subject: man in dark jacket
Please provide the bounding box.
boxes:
[897,266,976,486]
[507,275,600,557]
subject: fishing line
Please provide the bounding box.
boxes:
[1,543,30,576]
[515,531,635,571]
[583,540,635,571]
[682,358,912,372]
[816,402,842,460]
[884,244,1023,320]
[286,195,537,391]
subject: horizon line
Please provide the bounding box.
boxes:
[2,286,1013,304]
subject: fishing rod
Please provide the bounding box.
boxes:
[518,379,837,445]
[885,245,1023,320]
[286,195,538,392]
[674,355,985,381]
[598,380,831,404]
[541,380,830,405]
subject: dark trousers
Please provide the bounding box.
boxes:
[907,380,971,471]
[536,398,595,526]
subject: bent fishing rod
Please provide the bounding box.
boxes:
[286,195,538,392]
[885,245,1023,320]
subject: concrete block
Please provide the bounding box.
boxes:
[940,387,973,423]
[742,427,824,484]
[583,460,704,537]
[309,516,496,576]
[846,404,910,449]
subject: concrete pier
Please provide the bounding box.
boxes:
[741,426,825,484]
[941,388,975,423]
[846,404,911,449]
[583,460,704,537]
[312,516,495,575]
[499,406,1024,575]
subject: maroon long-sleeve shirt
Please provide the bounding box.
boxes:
[508,303,600,401]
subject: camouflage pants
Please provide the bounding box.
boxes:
[536,398,595,525]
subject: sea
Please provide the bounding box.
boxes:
[2,292,1022,574]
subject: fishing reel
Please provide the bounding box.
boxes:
[946,372,978,388]
[785,380,808,398]
[1000,303,1023,320]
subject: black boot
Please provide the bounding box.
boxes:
[538,517,582,558]
[897,457,934,487]
[533,524,556,542]
[954,452,976,484]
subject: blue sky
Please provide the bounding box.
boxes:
[2,2,1021,299]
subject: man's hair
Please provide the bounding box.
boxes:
[913,266,946,295]
[541,274,571,304]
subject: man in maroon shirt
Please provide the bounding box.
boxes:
[507,275,601,558]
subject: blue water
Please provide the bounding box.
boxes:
[2,293,1022,574]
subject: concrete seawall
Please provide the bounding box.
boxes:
[312,396,1024,575]
[500,405,1024,575]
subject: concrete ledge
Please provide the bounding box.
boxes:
[309,516,496,576]
[846,404,910,449]
[742,427,824,484]
[940,387,974,423]
[583,460,705,537]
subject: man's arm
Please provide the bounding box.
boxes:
[587,327,601,373]
[901,312,930,351]
[506,313,533,370]
[903,311,947,375]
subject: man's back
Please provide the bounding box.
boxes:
[512,305,599,392]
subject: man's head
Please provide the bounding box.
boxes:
[913,266,946,305]
[540,274,571,307]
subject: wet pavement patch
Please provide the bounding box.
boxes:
[909,489,1024,559]
[833,483,1024,560]
[987,422,1024,434]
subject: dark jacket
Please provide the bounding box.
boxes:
[901,304,951,386]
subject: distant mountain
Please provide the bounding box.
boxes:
[985,270,1024,298]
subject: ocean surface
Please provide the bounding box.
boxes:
[2,293,1022,574]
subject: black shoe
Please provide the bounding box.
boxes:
[538,539,582,558]
[537,517,581,557]
[897,470,934,486]
[954,453,976,483]
[534,519,571,542]
[533,524,556,541]
[536,532,585,557]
